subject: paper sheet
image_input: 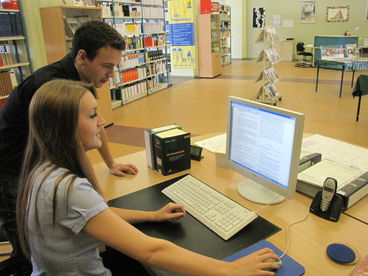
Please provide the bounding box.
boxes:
[195,133,227,153]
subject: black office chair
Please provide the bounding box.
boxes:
[295,42,313,67]
[352,74,368,121]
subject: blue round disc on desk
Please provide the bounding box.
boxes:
[327,243,356,264]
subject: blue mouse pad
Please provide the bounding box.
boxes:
[223,240,305,276]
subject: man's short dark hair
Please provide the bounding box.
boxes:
[70,20,125,60]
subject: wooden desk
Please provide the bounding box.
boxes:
[94,147,368,276]
[344,196,368,224]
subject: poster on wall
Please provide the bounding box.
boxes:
[300,1,316,23]
[253,8,265,28]
[326,6,349,22]
[168,0,196,69]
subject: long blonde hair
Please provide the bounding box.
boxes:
[16,79,98,259]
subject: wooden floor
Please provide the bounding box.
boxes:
[88,60,368,164]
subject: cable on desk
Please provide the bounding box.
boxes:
[253,195,282,214]
[279,208,310,259]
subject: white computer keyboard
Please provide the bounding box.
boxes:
[162,175,258,240]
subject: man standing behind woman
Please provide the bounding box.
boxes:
[17,79,280,276]
[0,21,138,272]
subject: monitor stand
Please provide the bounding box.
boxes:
[237,179,285,205]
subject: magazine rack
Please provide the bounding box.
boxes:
[254,27,282,105]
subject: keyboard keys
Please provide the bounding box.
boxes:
[162,175,258,240]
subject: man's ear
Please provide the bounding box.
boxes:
[76,49,88,65]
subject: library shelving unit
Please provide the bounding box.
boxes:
[0,3,32,106]
[220,4,231,66]
[98,0,171,108]
[39,5,114,126]
[254,27,281,105]
[40,5,102,64]
[198,13,221,78]
[163,0,172,86]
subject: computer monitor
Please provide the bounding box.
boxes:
[226,96,304,204]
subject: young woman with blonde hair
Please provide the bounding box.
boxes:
[17,79,279,276]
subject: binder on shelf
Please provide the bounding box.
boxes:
[144,124,181,169]
[152,128,191,176]
[297,158,368,210]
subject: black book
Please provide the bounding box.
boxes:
[153,128,191,176]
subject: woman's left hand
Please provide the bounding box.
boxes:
[154,202,186,222]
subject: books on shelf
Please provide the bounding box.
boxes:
[0,42,16,66]
[144,124,182,169]
[0,12,23,37]
[101,4,112,17]
[0,70,17,96]
[121,81,147,103]
[153,128,191,175]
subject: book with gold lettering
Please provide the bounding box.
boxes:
[153,129,191,176]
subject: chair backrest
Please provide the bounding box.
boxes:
[296,42,305,53]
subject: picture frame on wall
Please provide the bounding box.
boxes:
[326,6,349,22]
[300,1,316,23]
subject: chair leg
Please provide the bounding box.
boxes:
[356,95,362,122]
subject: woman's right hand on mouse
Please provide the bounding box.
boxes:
[230,248,280,276]
[153,202,186,222]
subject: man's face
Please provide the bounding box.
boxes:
[76,46,122,88]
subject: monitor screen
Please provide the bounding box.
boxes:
[226,96,304,204]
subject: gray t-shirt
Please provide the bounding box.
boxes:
[28,166,110,276]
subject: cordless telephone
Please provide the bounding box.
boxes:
[320,177,337,212]
[310,177,343,222]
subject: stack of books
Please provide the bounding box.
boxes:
[144,124,191,176]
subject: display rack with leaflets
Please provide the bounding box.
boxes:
[254,27,281,105]
[97,0,171,108]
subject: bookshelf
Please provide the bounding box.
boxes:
[40,6,102,64]
[198,13,221,78]
[39,5,114,125]
[220,4,231,66]
[98,0,171,108]
[254,27,282,105]
[0,4,32,103]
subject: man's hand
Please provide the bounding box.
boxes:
[109,163,139,177]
